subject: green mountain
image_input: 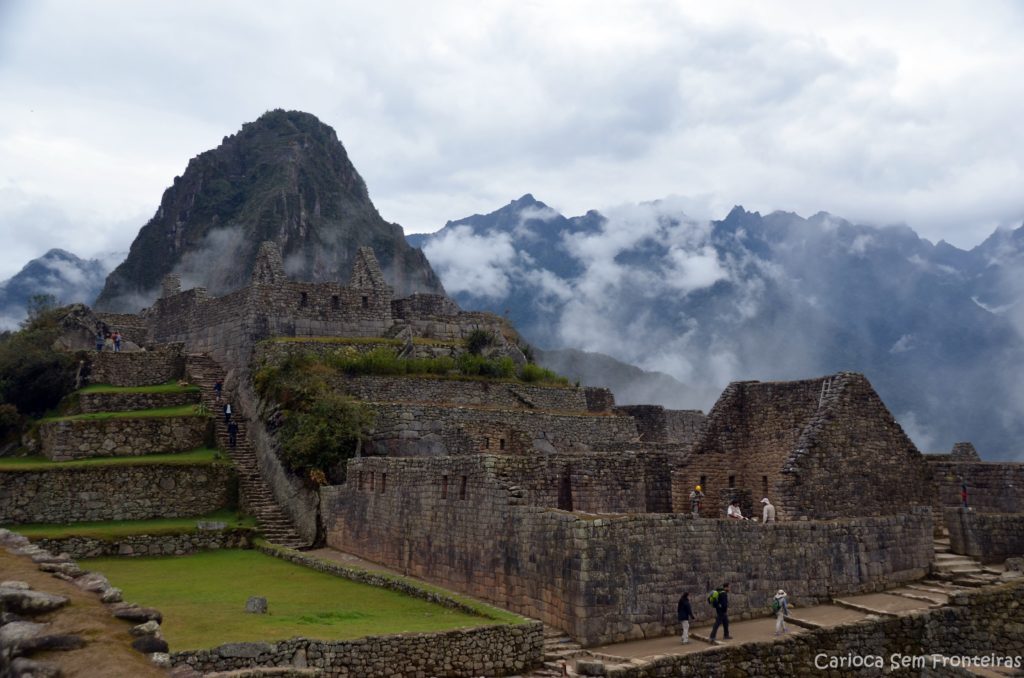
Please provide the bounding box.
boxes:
[96,110,444,310]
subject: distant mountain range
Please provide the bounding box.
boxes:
[0,249,113,330]
[96,109,444,311]
[411,194,1024,460]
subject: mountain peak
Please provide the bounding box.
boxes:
[96,111,444,311]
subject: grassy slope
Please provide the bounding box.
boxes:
[85,550,501,649]
[0,448,224,471]
[12,510,256,540]
[79,383,201,394]
[41,404,204,422]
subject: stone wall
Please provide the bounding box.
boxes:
[614,406,705,445]
[171,623,544,677]
[928,460,1024,514]
[39,416,211,461]
[366,403,638,457]
[596,580,1024,677]
[945,508,1024,564]
[95,312,150,345]
[31,529,254,559]
[77,389,200,413]
[323,455,933,646]
[89,344,185,387]
[0,464,235,523]
[584,387,616,413]
[253,339,461,367]
[339,375,589,412]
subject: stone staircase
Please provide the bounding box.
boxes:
[516,626,586,677]
[186,354,308,549]
[930,534,1002,588]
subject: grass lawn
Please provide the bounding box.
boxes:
[79,383,201,394]
[41,405,204,422]
[0,448,225,471]
[10,510,255,540]
[84,550,501,649]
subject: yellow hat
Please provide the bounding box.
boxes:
[695,485,702,491]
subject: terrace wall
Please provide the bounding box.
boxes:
[0,464,235,523]
[77,389,200,413]
[339,375,588,412]
[89,344,185,387]
[32,529,254,559]
[39,416,211,461]
[366,404,638,457]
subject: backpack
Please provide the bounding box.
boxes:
[707,590,719,607]
[771,598,781,614]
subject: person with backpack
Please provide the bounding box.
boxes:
[708,582,731,642]
[677,592,694,643]
[772,589,790,635]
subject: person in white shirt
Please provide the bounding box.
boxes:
[726,500,745,519]
[761,497,776,522]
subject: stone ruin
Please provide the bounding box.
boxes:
[6,240,1024,666]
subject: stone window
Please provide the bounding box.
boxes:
[558,469,573,511]
[300,292,309,308]
[380,473,387,493]
[499,437,506,451]
[728,475,736,489]
[361,295,369,309]
[441,475,448,499]
[762,475,769,496]
[358,471,364,491]
[484,437,490,450]
[459,475,467,500]
[331,295,340,310]
[369,471,375,492]
[700,475,707,493]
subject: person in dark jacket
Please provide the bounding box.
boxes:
[677,592,694,643]
[227,420,238,448]
[709,582,732,642]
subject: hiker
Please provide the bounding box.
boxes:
[708,583,731,642]
[227,419,238,448]
[689,485,704,516]
[761,497,776,522]
[214,378,223,402]
[677,592,694,644]
[112,330,122,352]
[772,589,790,635]
[961,482,969,508]
[95,330,105,352]
[223,402,232,425]
[727,500,746,520]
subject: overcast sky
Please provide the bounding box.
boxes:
[1,0,1023,279]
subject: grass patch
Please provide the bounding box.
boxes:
[41,404,204,422]
[79,383,201,395]
[11,510,256,540]
[83,550,501,649]
[270,336,462,347]
[0,448,225,471]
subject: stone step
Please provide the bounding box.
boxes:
[832,599,897,617]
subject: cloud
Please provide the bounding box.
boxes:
[422,225,517,299]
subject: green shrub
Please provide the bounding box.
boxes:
[464,329,496,355]
[0,306,80,419]
[456,354,515,378]
[278,392,373,481]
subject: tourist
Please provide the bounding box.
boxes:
[727,500,746,520]
[677,592,694,643]
[112,330,122,352]
[214,378,223,402]
[773,589,790,635]
[95,330,105,352]
[961,482,969,508]
[708,583,731,642]
[761,497,776,522]
[224,402,232,424]
[689,485,704,516]
[227,419,238,448]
